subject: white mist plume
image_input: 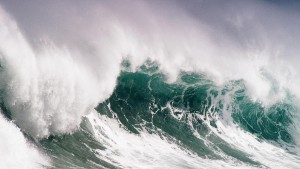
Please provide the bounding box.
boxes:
[0,7,109,138]
[1,0,300,138]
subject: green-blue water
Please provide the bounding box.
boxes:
[34,61,299,168]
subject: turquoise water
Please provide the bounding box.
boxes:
[32,61,299,168]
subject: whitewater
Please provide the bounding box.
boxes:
[1,0,300,168]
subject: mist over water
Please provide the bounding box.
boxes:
[1,0,300,168]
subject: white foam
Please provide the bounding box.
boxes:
[86,110,256,169]
[210,120,300,169]
[0,113,49,169]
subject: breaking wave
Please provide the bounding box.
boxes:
[1,0,300,168]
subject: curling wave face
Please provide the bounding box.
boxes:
[39,62,300,169]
